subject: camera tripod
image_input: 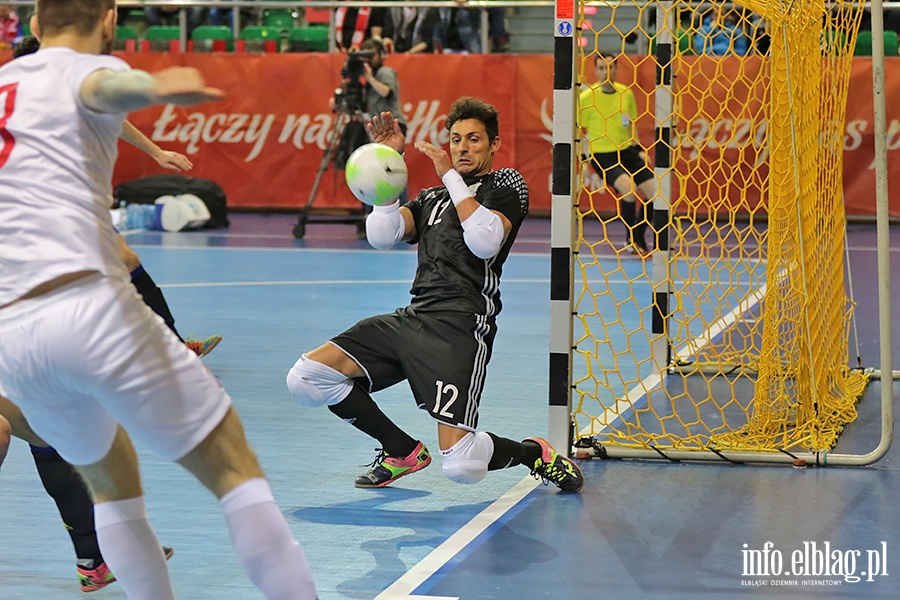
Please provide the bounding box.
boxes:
[292,106,368,239]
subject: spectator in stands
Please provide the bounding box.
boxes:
[0,4,21,50]
[489,7,509,52]
[747,11,769,54]
[335,3,390,51]
[383,6,440,53]
[694,9,750,56]
[208,0,258,30]
[145,4,207,38]
[436,0,481,53]
[887,9,900,36]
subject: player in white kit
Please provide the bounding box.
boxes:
[0,2,317,599]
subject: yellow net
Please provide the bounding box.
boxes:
[574,0,870,453]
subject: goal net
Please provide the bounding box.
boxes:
[571,0,871,456]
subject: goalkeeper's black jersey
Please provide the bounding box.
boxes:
[403,168,529,317]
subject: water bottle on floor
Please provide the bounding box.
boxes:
[123,204,161,231]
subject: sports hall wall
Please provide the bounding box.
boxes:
[4,51,898,216]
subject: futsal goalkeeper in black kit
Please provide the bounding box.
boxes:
[287,97,584,492]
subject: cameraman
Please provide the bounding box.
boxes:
[331,39,407,235]
[358,38,406,142]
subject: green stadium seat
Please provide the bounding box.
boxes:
[855,31,873,56]
[851,31,897,56]
[650,30,693,56]
[141,25,182,52]
[886,32,900,56]
[191,25,234,53]
[678,31,694,55]
[287,26,329,52]
[264,9,296,30]
[114,25,139,52]
[237,26,282,53]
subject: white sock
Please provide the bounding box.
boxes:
[93,496,175,600]
[220,478,317,600]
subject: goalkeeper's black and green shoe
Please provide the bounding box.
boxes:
[524,437,585,493]
[355,441,432,488]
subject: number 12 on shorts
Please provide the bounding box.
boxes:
[434,380,458,418]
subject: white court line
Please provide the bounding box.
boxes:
[671,283,768,364]
[157,277,657,289]
[580,279,769,438]
[160,279,411,288]
[124,242,549,257]
[157,278,555,289]
[374,476,541,600]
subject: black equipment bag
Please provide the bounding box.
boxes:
[113,174,229,229]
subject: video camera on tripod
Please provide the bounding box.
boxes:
[334,49,376,114]
[293,50,376,238]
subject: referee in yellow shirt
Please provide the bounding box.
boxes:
[580,52,655,256]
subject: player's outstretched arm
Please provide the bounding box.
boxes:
[81,67,225,115]
[120,121,193,172]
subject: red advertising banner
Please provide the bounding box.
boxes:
[0,51,895,216]
[114,53,522,211]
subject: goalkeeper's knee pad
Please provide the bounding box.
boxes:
[440,431,494,484]
[286,356,353,408]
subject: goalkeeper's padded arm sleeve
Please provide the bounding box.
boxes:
[441,169,506,259]
[365,200,406,250]
[461,204,505,259]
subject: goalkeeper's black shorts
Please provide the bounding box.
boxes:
[330,306,497,431]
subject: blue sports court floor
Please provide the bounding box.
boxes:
[1,214,898,599]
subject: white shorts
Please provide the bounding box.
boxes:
[0,274,232,465]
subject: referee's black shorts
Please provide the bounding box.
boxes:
[589,146,653,188]
[330,306,497,431]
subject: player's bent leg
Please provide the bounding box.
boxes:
[612,172,639,200]
[637,178,656,249]
[76,426,176,600]
[176,407,317,600]
[286,354,354,409]
[115,233,142,272]
[611,173,647,249]
[439,430,494,484]
[31,445,105,574]
[299,343,366,379]
[0,393,46,446]
[176,406,264,497]
[290,349,425,490]
[637,178,655,200]
[0,396,166,591]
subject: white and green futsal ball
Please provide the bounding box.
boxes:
[345,143,408,206]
